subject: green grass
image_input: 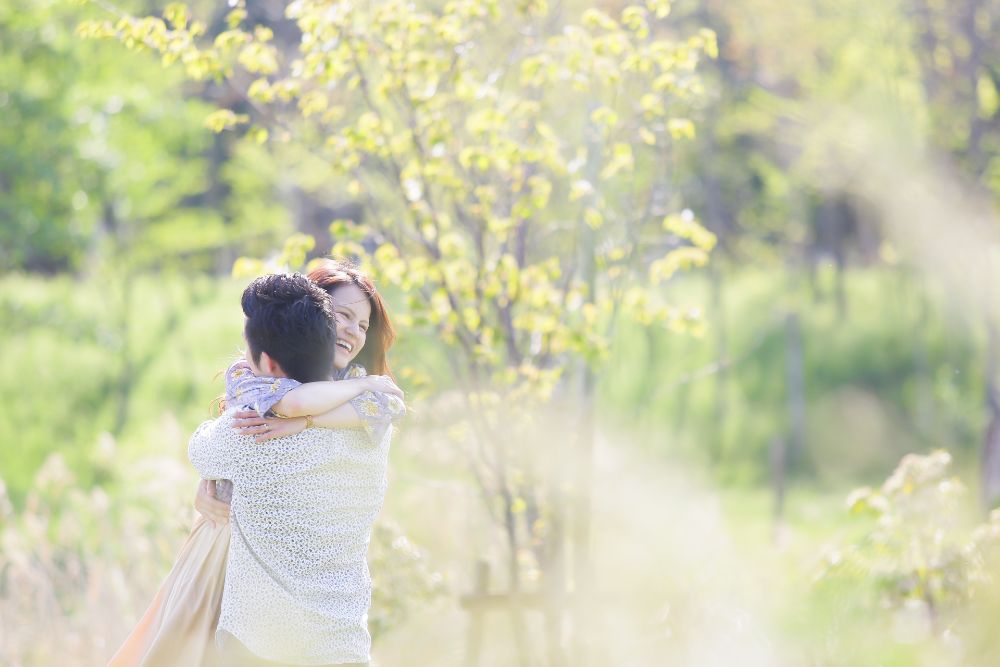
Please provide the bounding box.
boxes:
[1,272,246,502]
[2,265,987,501]
[3,266,997,665]
[601,264,984,487]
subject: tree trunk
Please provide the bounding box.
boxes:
[913,281,936,440]
[569,121,601,667]
[785,312,806,471]
[710,266,728,464]
[981,320,1000,508]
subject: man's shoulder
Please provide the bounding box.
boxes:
[284,425,370,452]
[191,411,244,443]
[295,425,364,443]
[201,410,237,430]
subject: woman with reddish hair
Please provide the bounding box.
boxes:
[309,261,396,377]
[109,260,404,667]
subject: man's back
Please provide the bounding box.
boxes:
[189,411,390,665]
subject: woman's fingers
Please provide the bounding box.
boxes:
[254,423,286,443]
[232,421,266,430]
[202,496,230,521]
[194,480,231,527]
[232,414,275,437]
[383,380,405,400]
[371,375,404,399]
[234,413,307,443]
[253,417,305,443]
[233,412,294,441]
[232,413,266,429]
[196,480,215,527]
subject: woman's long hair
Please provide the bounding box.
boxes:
[308,260,396,378]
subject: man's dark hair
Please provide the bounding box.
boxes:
[241,273,337,383]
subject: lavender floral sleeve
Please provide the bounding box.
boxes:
[338,364,406,445]
[225,359,301,418]
[208,360,301,504]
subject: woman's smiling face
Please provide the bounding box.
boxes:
[329,284,371,370]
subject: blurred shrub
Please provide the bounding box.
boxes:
[0,448,444,665]
[0,273,243,503]
[368,522,448,638]
[818,450,1000,640]
[602,268,982,483]
[0,446,193,665]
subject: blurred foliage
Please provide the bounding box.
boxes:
[4,0,1000,664]
[823,451,1000,630]
[0,0,295,274]
[83,0,718,388]
[0,450,443,665]
[793,450,1000,664]
[368,521,447,638]
[603,267,984,483]
[0,272,244,504]
[79,0,724,598]
[4,267,986,496]
[0,449,194,665]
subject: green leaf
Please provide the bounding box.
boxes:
[203,109,250,132]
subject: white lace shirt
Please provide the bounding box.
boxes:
[189,411,392,665]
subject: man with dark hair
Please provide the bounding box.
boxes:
[187,273,402,667]
[240,273,338,384]
[111,272,402,666]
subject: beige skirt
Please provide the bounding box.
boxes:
[108,517,230,667]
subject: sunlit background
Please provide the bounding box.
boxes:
[4,0,1000,665]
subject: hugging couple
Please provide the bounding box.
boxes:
[109,261,406,667]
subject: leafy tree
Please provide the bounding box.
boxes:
[82,2,716,660]
[0,0,104,272]
[903,0,1000,507]
[0,0,311,438]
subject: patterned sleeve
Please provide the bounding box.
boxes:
[341,364,406,445]
[225,359,302,418]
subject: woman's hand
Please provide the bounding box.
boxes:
[195,479,230,528]
[232,409,307,442]
[364,375,404,401]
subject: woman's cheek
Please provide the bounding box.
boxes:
[333,347,348,370]
[352,333,366,361]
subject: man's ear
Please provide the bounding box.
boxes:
[258,351,287,378]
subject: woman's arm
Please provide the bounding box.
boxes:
[231,370,405,443]
[226,358,400,418]
[312,402,365,428]
[231,403,364,442]
[271,378,378,417]
[234,394,403,444]
[195,480,231,528]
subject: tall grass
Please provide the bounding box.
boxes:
[602,265,983,485]
[2,267,996,665]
